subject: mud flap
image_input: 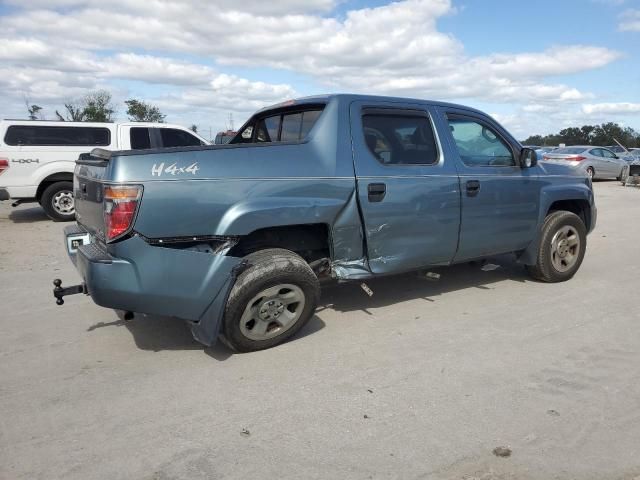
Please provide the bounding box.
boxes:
[189,260,249,346]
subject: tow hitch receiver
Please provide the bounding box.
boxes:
[53,279,87,305]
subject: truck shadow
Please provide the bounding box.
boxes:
[318,254,528,315]
[91,254,527,358]
[98,310,326,360]
[8,205,49,223]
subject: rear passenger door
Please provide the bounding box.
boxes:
[350,101,461,274]
[439,109,541,260]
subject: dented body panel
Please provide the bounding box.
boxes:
[64,94,596,346]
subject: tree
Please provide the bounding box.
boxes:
[522,134,544,145]
[23,96,43,120]
[523,123,640,148]
[61,101,86,121]
[125,99,165,123]
[83,90,115,122]
[190,124,198,133]
[27,104,43,120]
[558,127,588,145]
[59,90,116,122]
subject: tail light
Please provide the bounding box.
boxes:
[543,155,550,160]
[566,155,586,162]
[103,185,142,242]
[0,158,9,176]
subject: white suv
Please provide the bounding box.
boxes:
[0,121,208,221]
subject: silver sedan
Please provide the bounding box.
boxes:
[542,146,628,180]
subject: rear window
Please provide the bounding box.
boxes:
[159,128,202,148]
[553,147,588,154]
[130,127,151,149]
[232,107,324,144]
[4,125,111,146]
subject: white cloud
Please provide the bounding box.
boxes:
[0,0,619,105]
[3,0,338,15]
[618,8,640,31]
[102,54,215,86]
[0,0,631,135]
[582,102,640,115]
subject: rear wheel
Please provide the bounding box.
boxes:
[221,248,320,352]
[526,211,587,283]
[40,181,75,222]
[586,167,595,179]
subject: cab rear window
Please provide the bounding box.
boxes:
[553,147,588,154]
[4,125,111,146]
[232,107,324,144]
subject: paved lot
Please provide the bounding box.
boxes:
[1,181,639,480]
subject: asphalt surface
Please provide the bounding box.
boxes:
[1,181,639,480]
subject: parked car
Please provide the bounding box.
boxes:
[214,130,237,144]
[0,120,209,220]
[627,148,640,160]
[607,145,638,161]
[542,146,627,180]
[54,94,596,352]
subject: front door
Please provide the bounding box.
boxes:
[350,101,461,274]
[600,148,623,177]
[438,109,541,261]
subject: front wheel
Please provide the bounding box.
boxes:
[526,211,587,283]
[221,248,320,352]
[40,181,75,221]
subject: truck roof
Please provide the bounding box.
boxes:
[0,120,194,130]
[257,93,488,117]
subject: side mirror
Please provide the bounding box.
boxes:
[520,147,537,168]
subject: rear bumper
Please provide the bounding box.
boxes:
[64,225,242,345]
[0,185,38,200]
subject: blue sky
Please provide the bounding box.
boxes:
[0,0,638,139]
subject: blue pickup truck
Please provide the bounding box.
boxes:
[54,94,596,352]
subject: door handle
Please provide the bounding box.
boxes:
[466,180,480,197]
[367,183,386,202]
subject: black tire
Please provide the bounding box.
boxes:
[221,248,320,352]
[586,167,595,179]
[40,181,75,222]
[526,211,587,283]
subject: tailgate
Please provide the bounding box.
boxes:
[74,150,110,239]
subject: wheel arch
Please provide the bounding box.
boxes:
[517,184,594,265]
[229,223,331,264]
[36,172,74,202]
[547,198,592,232]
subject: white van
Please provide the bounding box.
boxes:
[0,121,209,220]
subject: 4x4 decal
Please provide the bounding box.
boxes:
[11,158,40,164]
